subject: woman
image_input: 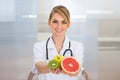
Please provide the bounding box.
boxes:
[28,5,90,80]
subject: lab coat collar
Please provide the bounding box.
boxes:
[63,36,70,49]
[47,36,55,49]
[48,35,70,49]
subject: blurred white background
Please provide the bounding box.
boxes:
[0,0,120,80]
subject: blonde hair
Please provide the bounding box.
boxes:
[49,5,70,23]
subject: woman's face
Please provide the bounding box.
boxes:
[49,13,69,37]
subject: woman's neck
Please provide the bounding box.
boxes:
[52,35,65,53]
[52,35,65,45]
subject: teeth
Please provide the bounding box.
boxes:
[56,29,62,32]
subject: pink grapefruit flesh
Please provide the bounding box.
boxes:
[61,57,81,75]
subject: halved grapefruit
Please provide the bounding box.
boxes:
[61,57,81,75]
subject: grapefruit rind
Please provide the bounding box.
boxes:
[61,57,81,75]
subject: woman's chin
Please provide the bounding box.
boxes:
[54,33,64,37]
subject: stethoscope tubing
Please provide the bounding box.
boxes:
[46,37,73,60]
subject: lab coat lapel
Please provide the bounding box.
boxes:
[47,37,58,59]
[60,36,70,56]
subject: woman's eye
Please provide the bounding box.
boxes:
[62,21,67,24]
[52,20,58,23]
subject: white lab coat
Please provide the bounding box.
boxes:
[33,36,84,80]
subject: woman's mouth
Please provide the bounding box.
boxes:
[55,29,63,33]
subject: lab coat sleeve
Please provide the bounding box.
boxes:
[33,42,45,64]
[31,42,46,74]
[31,65,38,74]
[74,42,84,65]
[76,43,85,74]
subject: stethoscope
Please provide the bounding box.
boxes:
[46,37,73,60]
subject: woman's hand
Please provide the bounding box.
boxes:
[51,68,62,74]
[61,69,79,77]
[51,67,80,77]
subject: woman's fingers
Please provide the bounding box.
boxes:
[51,68,61,74]
[51,68,79,76]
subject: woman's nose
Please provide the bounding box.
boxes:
[57,23,62,28]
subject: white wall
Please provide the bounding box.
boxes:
[0,0,15,21]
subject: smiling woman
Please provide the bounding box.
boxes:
[48,6,70,39]
[49,13,69,37]
[27,5,90,80]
